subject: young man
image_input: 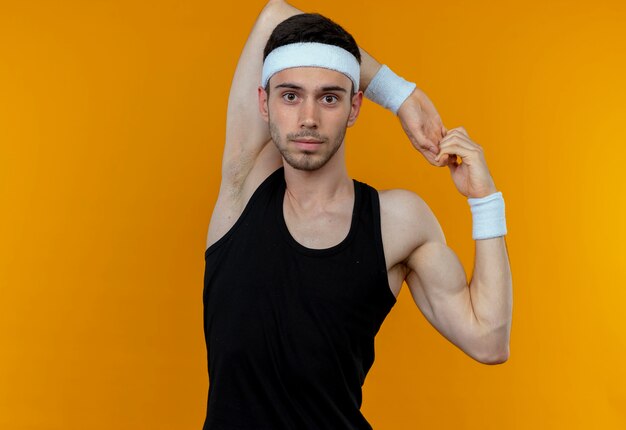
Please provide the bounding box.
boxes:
[203,1,512,428]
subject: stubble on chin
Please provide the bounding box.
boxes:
[267,116,348,172]
[268,120,319,171]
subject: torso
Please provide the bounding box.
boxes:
[282,187,418,301]
[208,170,428,301]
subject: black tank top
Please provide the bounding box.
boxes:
[202,167,397,430]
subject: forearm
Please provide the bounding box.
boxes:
[468,235,513,361]
[358,47,384,92]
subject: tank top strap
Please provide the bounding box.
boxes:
[363,182,390,283]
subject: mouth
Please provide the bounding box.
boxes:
[291,139,324,150]
[292,139,323,143]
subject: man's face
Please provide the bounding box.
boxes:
[258,66,362,171]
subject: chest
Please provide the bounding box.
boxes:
[204,230,393,327]
[281,196,404,299]
[282,203,353,250]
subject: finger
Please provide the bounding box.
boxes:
[439,133,473,149]
[443,128,471,141]
[440,134,482,155]
[428,154,448,167]
[426,119,445,142]
[435,139,478,162]
[427,128,443,148]
[444,126,471,139]
[438,154,455,167]
[431,152,449,166]
[435,144,477,163]
[415,129,440,154]
[434,149,452,163]
[422,133,439,153]
[457,126,469,137]
[425,144,449,165]
[438,138,474,155]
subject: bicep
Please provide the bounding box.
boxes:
[405,222,482,357]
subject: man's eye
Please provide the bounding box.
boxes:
[283,93,297,102]
[323,95,338,104]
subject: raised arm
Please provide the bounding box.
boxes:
[221,1,397,193]
[221,0,445,198]
[403,127,512,364]
[361,47,448,166]
[220,0,301,196]
[208,0,447,249]
[207,0,302,249]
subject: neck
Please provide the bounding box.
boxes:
[282,146,352,212]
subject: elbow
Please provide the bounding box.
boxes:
[475,343,510,365]
[481,350,509,365]
[262,0,292,21]
[470,324,511,365]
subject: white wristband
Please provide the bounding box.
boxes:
[364,64,416,115]
[467,191,507,240]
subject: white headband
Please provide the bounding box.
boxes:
[261,42,360,92]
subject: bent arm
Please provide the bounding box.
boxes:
[210,0,404,249]
[222,0,392,193]
[221,0,301,192]
[403,194,512,364]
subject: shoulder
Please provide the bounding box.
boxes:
[378,188,429,215]
[378,188,436,229]
[377,188,446,264]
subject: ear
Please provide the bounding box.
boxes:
[258,86,269,123]
[347,90,363,128]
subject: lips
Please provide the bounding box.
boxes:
[292,139,323,150]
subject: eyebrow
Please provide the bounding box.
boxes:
[273,82,348,93]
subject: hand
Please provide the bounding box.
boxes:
[434,127,498,198]
[397,87,447,166]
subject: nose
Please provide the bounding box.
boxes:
[298,97,319,129]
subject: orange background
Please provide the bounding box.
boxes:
[1,0,625,428]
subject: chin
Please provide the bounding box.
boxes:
[284,154,329,172]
